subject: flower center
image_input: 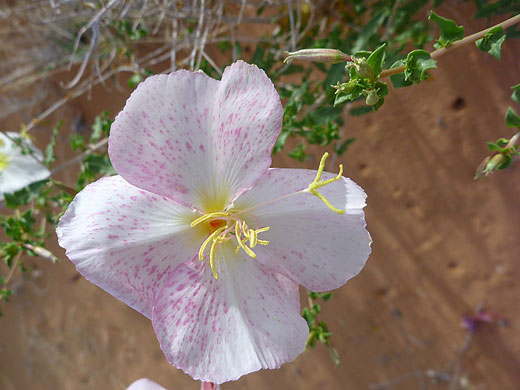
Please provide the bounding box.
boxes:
[0,152,10,172]
[191,211,270,279]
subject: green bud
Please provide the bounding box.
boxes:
[347,56,373,79]
[284,49,350,64]
[365,89,379,106]
[475,154,504,178]
[332,80,357,95]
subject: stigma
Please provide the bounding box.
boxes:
[191,211,270,279]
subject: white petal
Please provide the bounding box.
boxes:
[151,243,308,384]
[57,175,200,318]
[126,378,167,390]
[233,168,371,291]
[109,61,282,210]
[0,132,49,198]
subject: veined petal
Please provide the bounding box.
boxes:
[126,379,167,390]
[233,168,371,292]
[151,243,308,384]
[109,61,282,211]
[57,175,199,318]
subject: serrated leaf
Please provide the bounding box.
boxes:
[334,138,355,156]
[505,107,520,128]
[3,180,49,208]
[498,154,512,170]
[511,83,520,103]
[475,26,506,60]
[390,60,413,89]
[366,43,386,77]
[487,142,500,152]
[429,11,465,49]
[350,106,373,116]
[404,50,437,83]
[334,86,363,106]
[44,121,62,167]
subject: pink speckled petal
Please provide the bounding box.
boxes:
[57,175,199,318]
[126,378,167,390]
[233,168,371,292]
[109,61,282,210]
[151,244,308,384]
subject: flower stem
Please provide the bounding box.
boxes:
[380,13,520,79]
[4,251,22,286]
[200,382,220,390]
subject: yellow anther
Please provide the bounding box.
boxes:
[193,210,270,279]
[235,221,256,258]
[249,229,257,248]
[306,152,346,215]
[191,211,229,228]
[199,226,227,261]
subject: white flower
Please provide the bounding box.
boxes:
[0,132,50,200]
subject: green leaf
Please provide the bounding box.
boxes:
[44,121,62,167]
[475,26,506,60]
[366,43,386,77]
[428,11,465,49]
[91,112,112,142]
[288,143,307,161]
[505,107,520,128]
[511,83,520,103]
[389,60,413,89]
[404,50,437,83]
[350,106,373,116]
[3,180,49,208]
[70,134,86,151]
[77,154,116,187]
[352,10,388,52]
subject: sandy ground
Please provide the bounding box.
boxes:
[0,4,519,390]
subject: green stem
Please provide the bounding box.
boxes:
[4,251,22,286]
[380,13,520,78]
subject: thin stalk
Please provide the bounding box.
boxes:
[380,13,520,79]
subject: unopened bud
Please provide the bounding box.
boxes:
[284,49,350,64]
[475,153,504,179]
[332,80,357,95]
[24,244,58,263]
[347,57,374,79]
[365,89,379,106]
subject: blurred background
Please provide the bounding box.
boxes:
[0,1,519,389]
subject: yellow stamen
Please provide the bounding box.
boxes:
[249,229,257,248]
[306,152,346,215]
[209,238,220,279]
[199,226,227,261]
[235,221,256,258]
[191,211,229,228]
[192,210,270,279]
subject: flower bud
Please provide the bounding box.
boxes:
[332,80,357,95]
[284,49,350,64]
[347,56,374,79]
[475,154,504,178]
[365,89,379,106]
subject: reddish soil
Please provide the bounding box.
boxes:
[0,4,519,390]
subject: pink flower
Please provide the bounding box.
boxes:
[57,61,371,384]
